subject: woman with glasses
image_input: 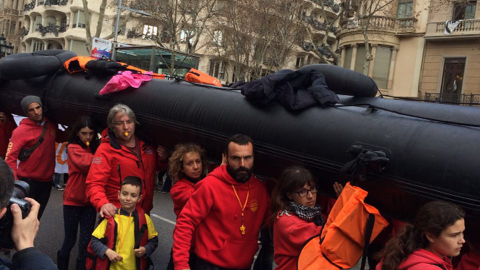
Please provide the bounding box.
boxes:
[271,166,342,270]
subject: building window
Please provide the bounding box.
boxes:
[45,16,56,26]
[32,40,44,52]
[212,30,223,46]
[143,25,158,39]
[295,57,304,68]
[343,45,391,89]
[397,0,413,18]
[73,10,86,28]
[180,29,194,43]
[209,61,224,79]
[453,1,476,20]
[372,46,392,89]
[34,15,42,31]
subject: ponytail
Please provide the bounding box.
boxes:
[376,201,465,270]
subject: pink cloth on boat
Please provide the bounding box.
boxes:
[99,71,153,95]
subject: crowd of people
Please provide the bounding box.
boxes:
[0,95,477,270]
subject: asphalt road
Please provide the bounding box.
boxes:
[32,188,366,270]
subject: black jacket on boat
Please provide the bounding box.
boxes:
[235,69,340,110]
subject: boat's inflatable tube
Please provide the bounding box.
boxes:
[0,53,479,242]
[0,50,76,80]
[299,64,378,97]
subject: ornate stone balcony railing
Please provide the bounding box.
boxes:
[339,16,418,34]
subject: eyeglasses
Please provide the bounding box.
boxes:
[293,186,317,198]
[115,119,134,126]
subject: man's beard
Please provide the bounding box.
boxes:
[226,164,252,183]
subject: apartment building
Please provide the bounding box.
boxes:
[422,0,480,104]
[336,0,430,97]
[0,0,339,84]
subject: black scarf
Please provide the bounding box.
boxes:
[281,201,325,226]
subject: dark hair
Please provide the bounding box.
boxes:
[121,176,143,195]
[376,201,465,270]
[168,143,209,184]
[0,159,15,209]
[270,166,316,223]
[68,116,99,153]
[224,134,254,155]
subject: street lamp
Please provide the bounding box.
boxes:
[112,0,151,61]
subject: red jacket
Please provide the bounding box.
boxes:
[173,165,270,270]
[455,248,480,270]
[376,249,453,270]
[5,117,65,181]
[64,143,93,206]
[85,130,163,214]
[0,112,17,159]
[170,178,196,218]
[273,212,322,270]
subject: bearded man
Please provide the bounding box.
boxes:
[173,134,270,270]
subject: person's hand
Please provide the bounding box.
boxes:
[221,153,227,165]
[157,146,168,162]
[100,203,117,218]
[11,197,40,251]
[134,246,146,257]
[105,249,123,262]
[333,182,344,197]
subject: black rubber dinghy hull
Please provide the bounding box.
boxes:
[0,69,479,242]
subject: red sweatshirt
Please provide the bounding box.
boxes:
[170,178,196,218]
[376,249,453,270]
[0,113,17,159]
[63,143,93,206]
[85,130,164,214]
[5,117,64,181]
[273,212,323,270]
[173,165,270,270]
[455,248,480,270]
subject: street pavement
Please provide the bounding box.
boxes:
[33,188,366,270]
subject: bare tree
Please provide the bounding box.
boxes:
[209,0,307,82]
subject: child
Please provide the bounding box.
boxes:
[87,176,159,270]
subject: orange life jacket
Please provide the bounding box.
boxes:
[184,68,222,86]
[298,183,389,270]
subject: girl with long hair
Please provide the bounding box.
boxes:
[166,143,210,270]
[57,116,100,270]
[271,166,341,270]
[375,201,466,270]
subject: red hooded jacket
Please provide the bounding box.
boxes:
[0,112,16,159]
[170,178,196,218]
[376,249,453,270]
[173,165,270,270]
[85,130,164,214]
[64,143,93,206]
[5,117,65,181]
[274,213,323,270]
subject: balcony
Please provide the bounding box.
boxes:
[24,1,35,11]
[44,0,68,6]
[423,92,480,106]
[425,19,480,40]
[338,16,418,36]
[37,23,67,37]
[0,8,23,16]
